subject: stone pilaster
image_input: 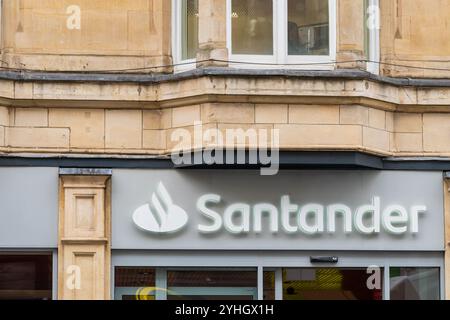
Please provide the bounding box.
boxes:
[196,0,228,67]
[336,0,366,69]
[58,172,111,300]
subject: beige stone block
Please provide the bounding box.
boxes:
[6,127,69,148]
[395,133,423,152]
[275,125,362,147]
[143,110,161,130]
[255,104,288,124]
[49,109,104,149]
[423,114,450,152]
[289,105,339,125]
[60,244,106,300]
[143,109,172,130]
[386,112,395,132]
[161,109,172,129]
[218,124,274,148]
[172,105,201,128]
[0,81,14,99]
[0,126,4,147]
[105,110,142,149]
[14,82,33,100]
[363,127,390,151]
[201,103,254,124]
[389,133,396,152]
[15,108,48,127]
[143,130,166,150]
[338,0,365,52]
[395,113,423,133]
[167,123,218,151]
[0,107,9,126]
[340,105,369,126]
[368,109,386,130]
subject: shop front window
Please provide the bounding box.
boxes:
[390,267,440,300]
[114,264,442,300]
[0,254,52,300]
[168,269,257,300]
[263,270,276,300]
[114,267,157,300]
[282,268,383,300]
[114,267,257,300]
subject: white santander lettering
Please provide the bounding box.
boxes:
[196,194,426,236]
[197,194,222,233]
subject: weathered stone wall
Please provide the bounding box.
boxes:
[0,101,449,157]
[1,0,450,78]
[380,0,450,78]
[1,0,172,72]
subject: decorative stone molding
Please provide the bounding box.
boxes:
[58,175,111,300]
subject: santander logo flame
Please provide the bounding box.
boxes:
[132,182,188,233]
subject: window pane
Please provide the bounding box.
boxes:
[114,267,156,300]
[263,271,275,300]
[232,0,273,55]
[182,0,199,60]
[390,267,440,300]
[0,254,52,300]
[282,268,382,300]
[167,269,258,300]
[288,0,329,55]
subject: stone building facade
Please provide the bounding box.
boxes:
[0,0,449,300]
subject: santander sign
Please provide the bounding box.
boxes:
[133,182,427,236]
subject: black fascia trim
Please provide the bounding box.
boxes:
[383,160,450,171]
[0,156,175,169]
[172,151,383,168]
[2,152,450,170]
[0,152,385,170]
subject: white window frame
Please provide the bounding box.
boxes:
[226,0,337,70]
[366,0,380,74]
[172,0,197,73]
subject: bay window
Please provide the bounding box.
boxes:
[228,0,336,68]
[173,0,336,69]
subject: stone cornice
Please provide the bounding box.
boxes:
[0,68,449,111]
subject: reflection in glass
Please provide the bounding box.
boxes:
[0,254,52,300]
[168,269,258,300]
[288,0,329,55]
[282,268,382,300]
[114,267,156,300]
[390,267,440,300]
[263,271,275,300]
[182,0,199,60]
[232,0,273,55]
